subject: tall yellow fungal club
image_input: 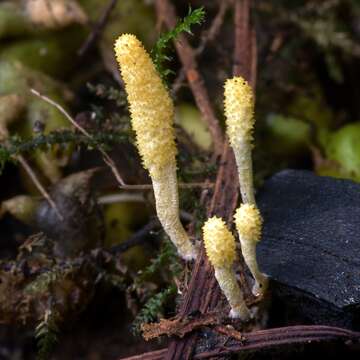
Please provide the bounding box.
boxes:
[234,204,268,296]
[203,217,251,320]
[224,76,256,204]
[114,34,196,260]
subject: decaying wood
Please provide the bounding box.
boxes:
[141,311,222,341]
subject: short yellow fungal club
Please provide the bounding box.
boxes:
[114,34,177,180]
[203,216,251,320]
[224,76,255,147]
[203,216,236,268]
[224,76,256,204]
[234,204,262,243]
[235,203,268,296]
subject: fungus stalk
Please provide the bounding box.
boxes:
[224,77,256,204]
[235,204,268,296]
[203,217,251,320]
[114,34,196,260]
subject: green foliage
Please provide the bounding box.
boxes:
[131,239,181,334]
[35,308,60,360]
[151,6,205,84]
[132,285,176,334]
[137,239,181,282]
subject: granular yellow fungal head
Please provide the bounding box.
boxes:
[224,76,255,147]
[234,204,262,243]
[114,34,177,179]
[203,216,236,268]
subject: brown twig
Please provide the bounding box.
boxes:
[120,325,360,360]
[155,0,224,153]
[234,0,252,80]
[17,155,63,221]
[78,0,118,57]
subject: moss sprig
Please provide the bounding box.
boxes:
[151,6,205,84]
[0,130,127,173]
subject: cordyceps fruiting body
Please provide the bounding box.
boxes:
[114,34,196,260]
[203,216,250,320]
[235,203,268,296]
[224,76,256,204]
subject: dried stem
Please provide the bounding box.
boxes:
[17,155,63,221]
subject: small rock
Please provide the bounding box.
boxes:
[257,170,360,329]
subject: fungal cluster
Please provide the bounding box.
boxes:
[114,34,267,320]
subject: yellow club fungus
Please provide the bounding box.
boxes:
[234,204,268,296]
[224,76,256,204]
[114,34,196,260]
[203,216,250,320]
